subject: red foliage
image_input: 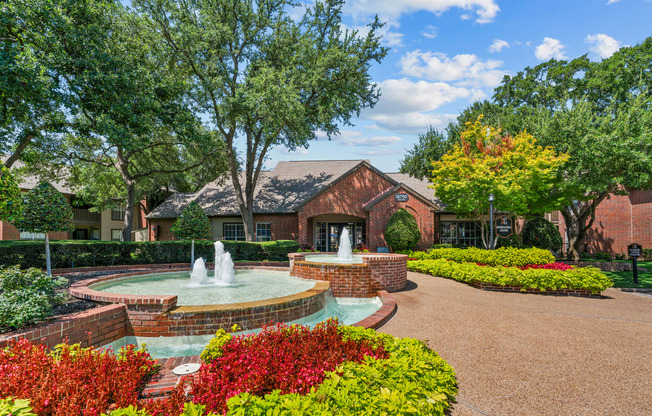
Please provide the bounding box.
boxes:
[519,263,574,271]
[0,339,158,416]
[187,320,387,415]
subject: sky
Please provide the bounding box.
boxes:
[267,0,652,172]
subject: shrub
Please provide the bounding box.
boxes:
[0,397,37,416]
[384,209,421,251]
[408,259,612,294]
[521,217,562,251]
[0,339,158,416]
[495,233,522,249]
[0,240,299,269]
[594,252,612,261]
[188,320,389,414]
[407,246,555,267]
[0,266,68,330]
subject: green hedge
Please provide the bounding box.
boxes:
[408,259,612,294]
[0,240,299,270]
[406,247,555,267]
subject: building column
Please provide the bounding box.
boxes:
[297,211,309,246]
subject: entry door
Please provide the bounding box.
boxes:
[328,223,353,252]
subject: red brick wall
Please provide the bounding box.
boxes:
[558,190,652,255]
[253,214,298,240]
[149,218,175,241]
[367,189,435,251]
[0,304,127,349]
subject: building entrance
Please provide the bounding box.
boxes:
[314,219,366,252]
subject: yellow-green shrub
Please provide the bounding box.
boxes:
[408,259,612,294]
[409,247,555,267]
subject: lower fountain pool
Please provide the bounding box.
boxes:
[103,296,382,358]
[91,269,316,305]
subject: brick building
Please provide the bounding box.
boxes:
[147,159,652,255]
[147,160,441,251]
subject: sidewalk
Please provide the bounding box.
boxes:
[379,272,652,416]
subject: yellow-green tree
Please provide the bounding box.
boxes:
[429,117,569,248]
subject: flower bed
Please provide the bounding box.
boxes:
[404,247,555,267]
[2,323,457,415]
[408,258,612,294]
[0,339,158,416]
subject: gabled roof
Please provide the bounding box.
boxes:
[2,157,75,195]
[147,160,441,219]
[363,183,438,211]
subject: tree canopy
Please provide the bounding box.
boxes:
[429,117,568,248]
[399,127,452,180]
[137,0,388,241]
[171,201,213,242]
[0,166,21,221]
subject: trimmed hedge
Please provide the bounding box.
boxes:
[407,247,555,267]
[0,240,299,269]
[521,217,562,251]
[408,259,612,294]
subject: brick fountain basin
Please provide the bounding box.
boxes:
[288,252,408,297]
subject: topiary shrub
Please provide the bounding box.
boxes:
[384,209,421,251]
[521,217,562,252]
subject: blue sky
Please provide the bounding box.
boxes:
[268,0,652,172]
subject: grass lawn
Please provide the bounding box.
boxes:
[604,261,652,289]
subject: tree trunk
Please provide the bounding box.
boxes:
[122,182,136,242]
[561,207,588,261]
[45,232,51,276]
[242,208,255,242]
[191,239,195,266]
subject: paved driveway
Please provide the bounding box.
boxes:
[379,272,652,416]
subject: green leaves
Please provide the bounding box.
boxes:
[171,201,213,241]
[384,209,421,251]
[0,166,21,222]
[13,181,73,234]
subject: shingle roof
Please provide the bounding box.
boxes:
[2,157,75,195]
[147,161,441,218]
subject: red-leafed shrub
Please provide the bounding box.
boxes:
[520,263,573,271]
[187,320,388,414]
[0,339,158,416]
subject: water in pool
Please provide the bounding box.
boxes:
[91,270,316,305]
[104,296,383,358]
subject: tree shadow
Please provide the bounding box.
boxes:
[254,173,335,212]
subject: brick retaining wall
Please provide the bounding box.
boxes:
[0,304,128,349]
[469,282,601,298]
[288,253,407,296]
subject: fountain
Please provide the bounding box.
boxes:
[189,258,210,285]
[188,241,235,286]
[337,228,353,261]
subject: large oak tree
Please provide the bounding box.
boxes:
[137,0,388,241]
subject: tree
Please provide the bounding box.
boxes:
[492,39,652,259]
[13,182,74,276]
[0,165,21,222]
[521,217,562,252]
[429,117,569,249]
[384,209,421,251]
[34,0,228,241]
[137,0,388,241]
[399,127,452,180]
[171,201,213,265]
[0,0,69,169]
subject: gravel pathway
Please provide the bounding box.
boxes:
[379,272,652,416]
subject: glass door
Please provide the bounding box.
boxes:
[328,223,354,252]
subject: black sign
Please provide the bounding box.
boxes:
[495,216,512,238]
[628,243,642,258]
[395,193,409,202]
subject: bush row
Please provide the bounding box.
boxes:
[404,247,555,267]
[0,240,299,269]
[408,259,612,294]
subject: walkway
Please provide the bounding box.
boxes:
[379,272,652,416]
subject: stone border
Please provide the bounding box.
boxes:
[469,282,602,298]
[54,261,289,275]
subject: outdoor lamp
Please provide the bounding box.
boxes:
[488,194,495,250]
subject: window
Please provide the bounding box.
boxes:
[256,223,271,242]
[355,221,366,247]
[439,221,482,247]
[20,231,45,240]
[111,205,126,221]
[111,229,123,241]
[90,228,100,240]
[223,223,245,241]
[315,222,327,251]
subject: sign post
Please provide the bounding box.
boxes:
[628,243,642,285]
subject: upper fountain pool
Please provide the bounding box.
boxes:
[91,269,315,305]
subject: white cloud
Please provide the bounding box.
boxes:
[357,149,399,156]
[422,25,437,39]
[607,0,621,4]
[332,130,402,146]
[489,39,509,53]
[344,0,500,24]
[361,78,469,133]
[399,50,507,88]
[586,33,621,59]
[535,37,567,61]
[341,19,403,47]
